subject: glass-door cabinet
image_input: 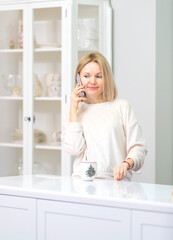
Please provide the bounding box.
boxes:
[0,5,24,176]
[0,0,112,177]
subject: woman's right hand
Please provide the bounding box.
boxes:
[70,83,87,122]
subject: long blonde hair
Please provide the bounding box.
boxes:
[75,52,118,101]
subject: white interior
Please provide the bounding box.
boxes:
[0,0,172,185]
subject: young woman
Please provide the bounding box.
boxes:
[62,52,147,181]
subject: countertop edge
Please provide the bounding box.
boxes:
[0,186,173,214]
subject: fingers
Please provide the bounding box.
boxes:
[71,83,87,100]
[79,97,87,101]
[70,83,88,109]
[76,83,85,90]
[72,84,84,94]
[75,88,86,96]
[75,83,89,91]
[113,165,127,181]
[72,95,87,100]
[71,91,87,103]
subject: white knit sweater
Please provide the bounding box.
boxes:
[62,98,147,181]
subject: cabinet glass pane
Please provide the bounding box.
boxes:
[78,5,99,60]
[0,148,23,177]
[34,7,61,49]
[0,9,23,177]
[0,10,23,49]
[33,7,62,175]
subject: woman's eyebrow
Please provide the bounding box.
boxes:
[82,72,102,74]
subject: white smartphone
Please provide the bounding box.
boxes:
[76,73,86,97]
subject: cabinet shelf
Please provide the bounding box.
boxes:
[34,97,61,101]
[0,96,23,100]
[0,97,61,101]
[0,49,23,53]
[0,142,23,148]
[34,48,61,52]
[0,142,61,150]
[78,48,99,52]
[35,142,61,150]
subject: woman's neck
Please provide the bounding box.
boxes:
[85,95,105,104]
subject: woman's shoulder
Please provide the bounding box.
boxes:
[111,98,134,116]
[113,98,131,108]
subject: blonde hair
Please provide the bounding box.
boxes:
[75,52,118,101]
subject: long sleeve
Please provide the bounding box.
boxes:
[122,101,148,172]
[62,109,86,155]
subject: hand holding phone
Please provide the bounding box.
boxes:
[76,73,86,97]
[70,73,86,121]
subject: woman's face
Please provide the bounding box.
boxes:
[80,62,104,101]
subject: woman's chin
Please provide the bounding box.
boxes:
[86,91,100,96]
[85,92,104,101]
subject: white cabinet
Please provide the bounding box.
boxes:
[132,210,173,240]
[0,175,173,240]
[0,0,112,177]
[2,195,173,240]
[0,195,36,240]
[37,199,131,240]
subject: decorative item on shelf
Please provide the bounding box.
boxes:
[45,73,61,97]
[33,161,50,174]
[12,88,21,96]
[34,20,61,48]
[12,74,23,97]
[3,74,15,96]
[33,129,46,143]
[78,18,98,49]
[17,160,23,175]
[11,128,23,143]
[9,40,15,49]
[17,161,49,175]
[3,74,22,96]
[18,23,23,49]
[11,128,46,144]
[34,74,42,97]
[51,130,61,143]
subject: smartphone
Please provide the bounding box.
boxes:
[76,73,86,97]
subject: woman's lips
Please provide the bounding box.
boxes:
[87,86,98,90]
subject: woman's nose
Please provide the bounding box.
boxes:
[90,76,96,84]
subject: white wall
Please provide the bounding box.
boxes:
[156,0,173,184]
[111,0,156,183]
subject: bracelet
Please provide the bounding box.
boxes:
[122,160,131,170]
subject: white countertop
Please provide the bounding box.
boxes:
[0,175,172,213]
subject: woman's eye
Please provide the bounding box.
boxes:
[96,75,102,79]
[84,75,90,78]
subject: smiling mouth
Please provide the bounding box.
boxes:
[87,86,98,89]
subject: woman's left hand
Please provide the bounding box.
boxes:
[113,163,128,181]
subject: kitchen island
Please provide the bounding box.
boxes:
[0,175,173,240]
